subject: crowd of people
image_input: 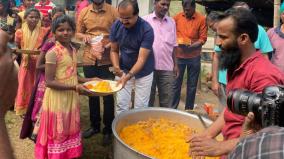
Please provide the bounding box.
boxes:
[1,0,284,158]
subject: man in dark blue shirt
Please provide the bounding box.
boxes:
[110,0,154,114]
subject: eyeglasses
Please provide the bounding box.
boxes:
[119,15,137,21]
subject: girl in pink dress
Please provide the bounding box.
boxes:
[35,15,97,159]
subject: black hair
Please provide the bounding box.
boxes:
[51,6,66,18]
[182,0,195,8]
[232,1,250,9]
[221,8,258,43]
[206,11,222,23]
[51,15,76,33]
[24,8,41,19]
[90,0,104,3]
[0,0,16,17]
[0,0,9,13]
[118,0,139,15]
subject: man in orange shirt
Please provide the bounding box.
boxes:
[76,0,118,145]
[172,0,207,110]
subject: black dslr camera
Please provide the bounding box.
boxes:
[227,85,284,127]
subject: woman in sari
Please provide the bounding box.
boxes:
[35,15,97,159]
[14,8,49,116]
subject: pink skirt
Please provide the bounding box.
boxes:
[35,100,82,159]
[15,57,37,115]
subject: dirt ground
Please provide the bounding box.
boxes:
[5,83,219,159]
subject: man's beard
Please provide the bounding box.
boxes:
[219,46,241,73]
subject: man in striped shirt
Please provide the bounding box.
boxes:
[35,0,56,27]
[34,0,56,17]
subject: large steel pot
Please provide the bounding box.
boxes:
[112,108,214,159]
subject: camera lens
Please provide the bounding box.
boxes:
[227,89,261,116]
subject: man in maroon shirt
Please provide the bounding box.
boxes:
[189,8,284,157]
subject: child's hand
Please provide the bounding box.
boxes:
[85,77,102,82]
[76,84,97,96]
[92,77,102,81]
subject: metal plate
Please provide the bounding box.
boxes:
[83,80,122,95]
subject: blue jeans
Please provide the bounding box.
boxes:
[172,56,201,110]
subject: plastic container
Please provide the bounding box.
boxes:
[90,34,104,60]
